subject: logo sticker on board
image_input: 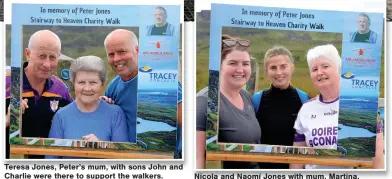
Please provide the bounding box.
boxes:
[50,100,59,112]
[61,69,70,80]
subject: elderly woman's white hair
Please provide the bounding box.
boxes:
[70,56,107,84]
[306,44,341,73]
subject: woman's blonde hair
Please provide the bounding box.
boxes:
[263,45,294,68]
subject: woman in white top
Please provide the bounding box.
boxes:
[290,44,384,169]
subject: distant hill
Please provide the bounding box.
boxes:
[6,25,139,65]
[196,10,384,98]
[6,25,139,97]
[196,10,343,96]
[6,23,182,67]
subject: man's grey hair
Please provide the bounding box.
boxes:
[155,6,167,17]
[27,30,61,51]
[70,56,107,84]
[359,13,371,25]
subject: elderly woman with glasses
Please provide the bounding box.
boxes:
[290,44,384,169]
[46,56,129,159]
[196,35,261,169]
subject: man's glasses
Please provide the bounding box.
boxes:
[222,39,250,48]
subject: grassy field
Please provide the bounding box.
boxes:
[6,25,181,153]
[138,102,177,127]
[339,136,377,157]
[339,109,377,133]
[197,10,385,168]
[6,25,139,97]
[196,12,385,98]
[137,131,176,151]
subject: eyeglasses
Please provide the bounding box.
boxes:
[222,39,250,48]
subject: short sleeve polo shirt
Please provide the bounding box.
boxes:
[20,62,73,138]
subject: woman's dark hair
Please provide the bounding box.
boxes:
[221,34,250,63]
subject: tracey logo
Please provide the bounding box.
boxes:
[139,66,153,72]
[341,72,355,79]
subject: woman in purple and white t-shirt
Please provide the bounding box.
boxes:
[290,44,384,169]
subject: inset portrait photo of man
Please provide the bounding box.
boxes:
[350,13,377,44]
[147,6,175,36]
